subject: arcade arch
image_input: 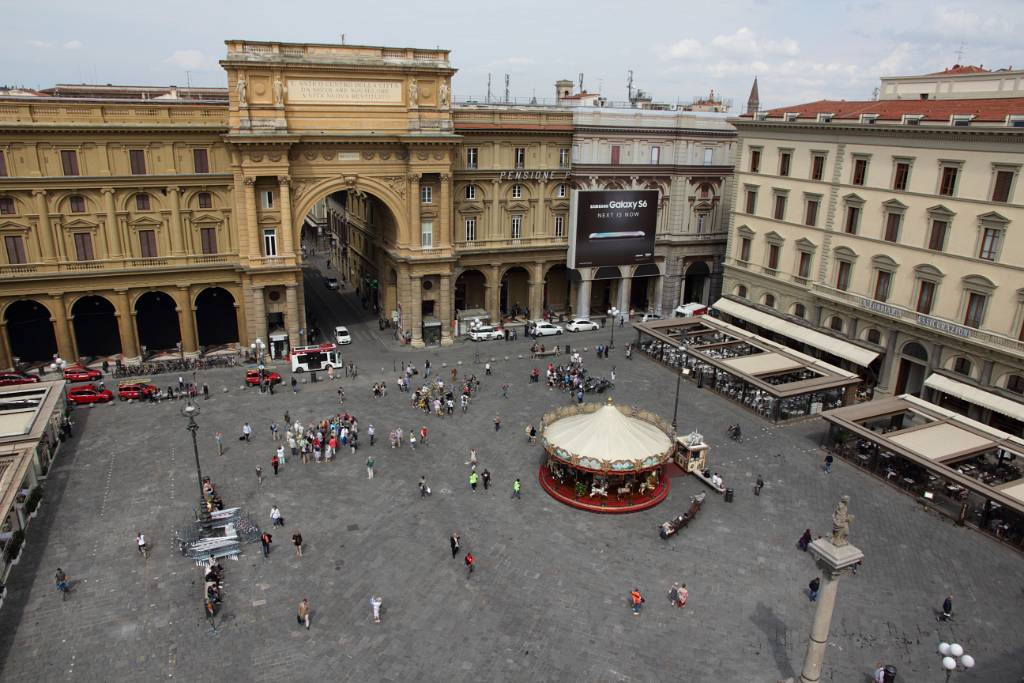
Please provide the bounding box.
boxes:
[134,291,181,353]
[4,299,57,364]
[71,295,120,358]
[195,287,239,348]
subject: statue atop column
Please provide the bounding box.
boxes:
[439,82,450,109]
[236,78,248,107]
[831,495,853,547]
[273,78,286,105]
[408,79,419,106]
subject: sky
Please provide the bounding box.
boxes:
[4,0,1024,111]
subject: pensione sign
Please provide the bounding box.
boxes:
[567,189,658,269]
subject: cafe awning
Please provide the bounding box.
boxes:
[924,373,1024,423]
[712,298,879,368]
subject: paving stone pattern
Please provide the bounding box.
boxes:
[0,322,1021,682]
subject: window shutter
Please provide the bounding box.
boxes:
[0,150,7,177]
[193,148,210,174]
[129,149,147,175]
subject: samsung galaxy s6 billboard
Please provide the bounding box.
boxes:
[567,190,658,269]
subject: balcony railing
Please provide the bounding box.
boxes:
[812,282,1024,356]
[0,253,241,278]
[454,236,568,251]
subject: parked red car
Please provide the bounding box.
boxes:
[0,372,40,386]
[67,385,114,405]
[64,366,102,382]
[245,369,282,386]
[117,382,158,401]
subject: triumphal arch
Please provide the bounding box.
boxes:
[222,39,458,347]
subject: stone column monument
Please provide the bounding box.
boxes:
[798,496,864,683]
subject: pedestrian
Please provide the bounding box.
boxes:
[469,470,478,491]
[675,583,688,609]
[754,475,764,496]
[482,469,491,490]
[260,530,272,558]
[409,431,417,450]
[494,415,501,432]
[465,551,475,577]
[256,465,263,486]
[277,442,286,465]
[370,595,383,624]
[271,422,279,441]
[485,361,492,376]
[610,367,616,382]
[271,505,283,527]
[939,594,953,621]
[215,432,224,456]
[368,424,375,446]
[203,383,210,400]
[178,375,185,391]
[419,425,428,445]
[243,422,253,442]
[292,531,303,558]
[798,528,812,551]
[511,478,522,499]
[425,359,431,378]
[808,577,821,602]
[469,448,478,467]
[823,453,834,473]
[419,476,430,498]
[271,453,280,475]
[450,532,460,558]
[630,588,644,615]
[284,410,291,426]
[291,377,298,393]
[297,598,310,629]
[501,383,509,398]
[366,454,375,479]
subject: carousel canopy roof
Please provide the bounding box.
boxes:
[543,404,672,469]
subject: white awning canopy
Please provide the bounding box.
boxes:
[712,298,879,367]
[924,373,1024,423]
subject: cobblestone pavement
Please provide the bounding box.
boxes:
[0,312,1021,682]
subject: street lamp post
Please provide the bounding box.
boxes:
[607,307,620,348]
[250,337,265,364]
[181,400,206,511]
[938,642,975,682]
[670,366,690,435]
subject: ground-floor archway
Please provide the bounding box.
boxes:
[455,269,486,312]
[894,341,929,396]
[501,266,529,316]
[4,299,57,363]
[71,295,121,358]
[683,261,711,305]
[195,287,239,347]
[630,263,660,313]
[135,291,181,353]
[544,265,570,313]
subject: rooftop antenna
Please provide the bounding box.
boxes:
[627,70,634,102]
[578,72,584,92]
[185,70,192,97]
[505,74,510,103]
[486,73,492,103]
[340,34,346,45]
[954,42,965,64]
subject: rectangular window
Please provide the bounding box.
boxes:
[811,155,825,181]
[193,148,210,174]
[874,271,892,302]
[767,244,780,271]
[4,235,26,264]
[916,280,935,314]
[572,144,579,162]
[696,214,707,232]
[844,205,860,234]
[992,170,1014,202]
[200,227,218,254]
[73,232,95,261]
[0,150,7,177]
[463,184,476,200]
[262,228,277,256]
[749,149,761,173]
[69,196,86,213]
[939,166,959,196]
[198,192,212,209]
[129,149,147,175]
[739,237,751,262]
[797,251,812,280]
[61,150,80,176]
[883,213,902,242]
[555,215,565,237]
[420,185,432,204]
[804,199,819,226]
[511,215,523,239]
[836,261,852,291]
[745,189,757,214]
[261,190,274,209]
[893,162,910,191]
[610,145,620,165]
[138,229,158,258]
[852,158,867,186]
[928,220,948,251]
[778,151,791,177]
[466,147,478,169]
[773,194,787,220]
[651,146,660,164]
[559,148,570,168]
[556,183,566,198]
[135,193,150,211]
[420,221,433,247]
[511,185,522,199]
[514,147,525,168]
[703,148,713,165]
[979,228,1001,261]
[0,197,14,214]
[964,292,987,328]
[464,217,477,242]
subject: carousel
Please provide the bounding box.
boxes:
[539,397,675,513]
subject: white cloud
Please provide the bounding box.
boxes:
[63,40,83,50]
[710,27,799,56]
[164,49,214,70]
[27,40,53,48]
[658,38,702,60]
[875,42,912,75]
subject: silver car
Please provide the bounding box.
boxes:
[566,318,600,332]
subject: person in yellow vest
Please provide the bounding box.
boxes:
[469,470,479,492]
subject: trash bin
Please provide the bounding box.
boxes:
[882,665,897,683]
[724,488,734,503]
[310,371,318,383]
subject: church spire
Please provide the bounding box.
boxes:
[746,77,760,115]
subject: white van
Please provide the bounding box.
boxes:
[674,303,708,318]
[334,326,352,345]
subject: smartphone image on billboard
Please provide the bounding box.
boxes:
[587,231,646,240]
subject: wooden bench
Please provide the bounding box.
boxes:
[531,349,558,358]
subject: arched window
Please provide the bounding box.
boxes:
[1007,375,1024,394]
[792,303,806,318]
[953,357,972,377]
[465,184,476,200]
[736,285,748,298]
[829,316,844,332]
[866,328,881,344]
[763,294,776,308]
[198,192,213,209]
[69,195,86,213]
[135,193,150,211]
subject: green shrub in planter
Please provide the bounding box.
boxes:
[24,487,42,515]
[6,529,25,562]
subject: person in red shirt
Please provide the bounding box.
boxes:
[630,588,644,615]
[464,552,475,578]
[271,454,280,476]
[419,426,428,445]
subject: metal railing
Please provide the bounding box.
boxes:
[0,252,241,277]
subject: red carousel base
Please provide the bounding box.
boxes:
[538,465,670,513]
